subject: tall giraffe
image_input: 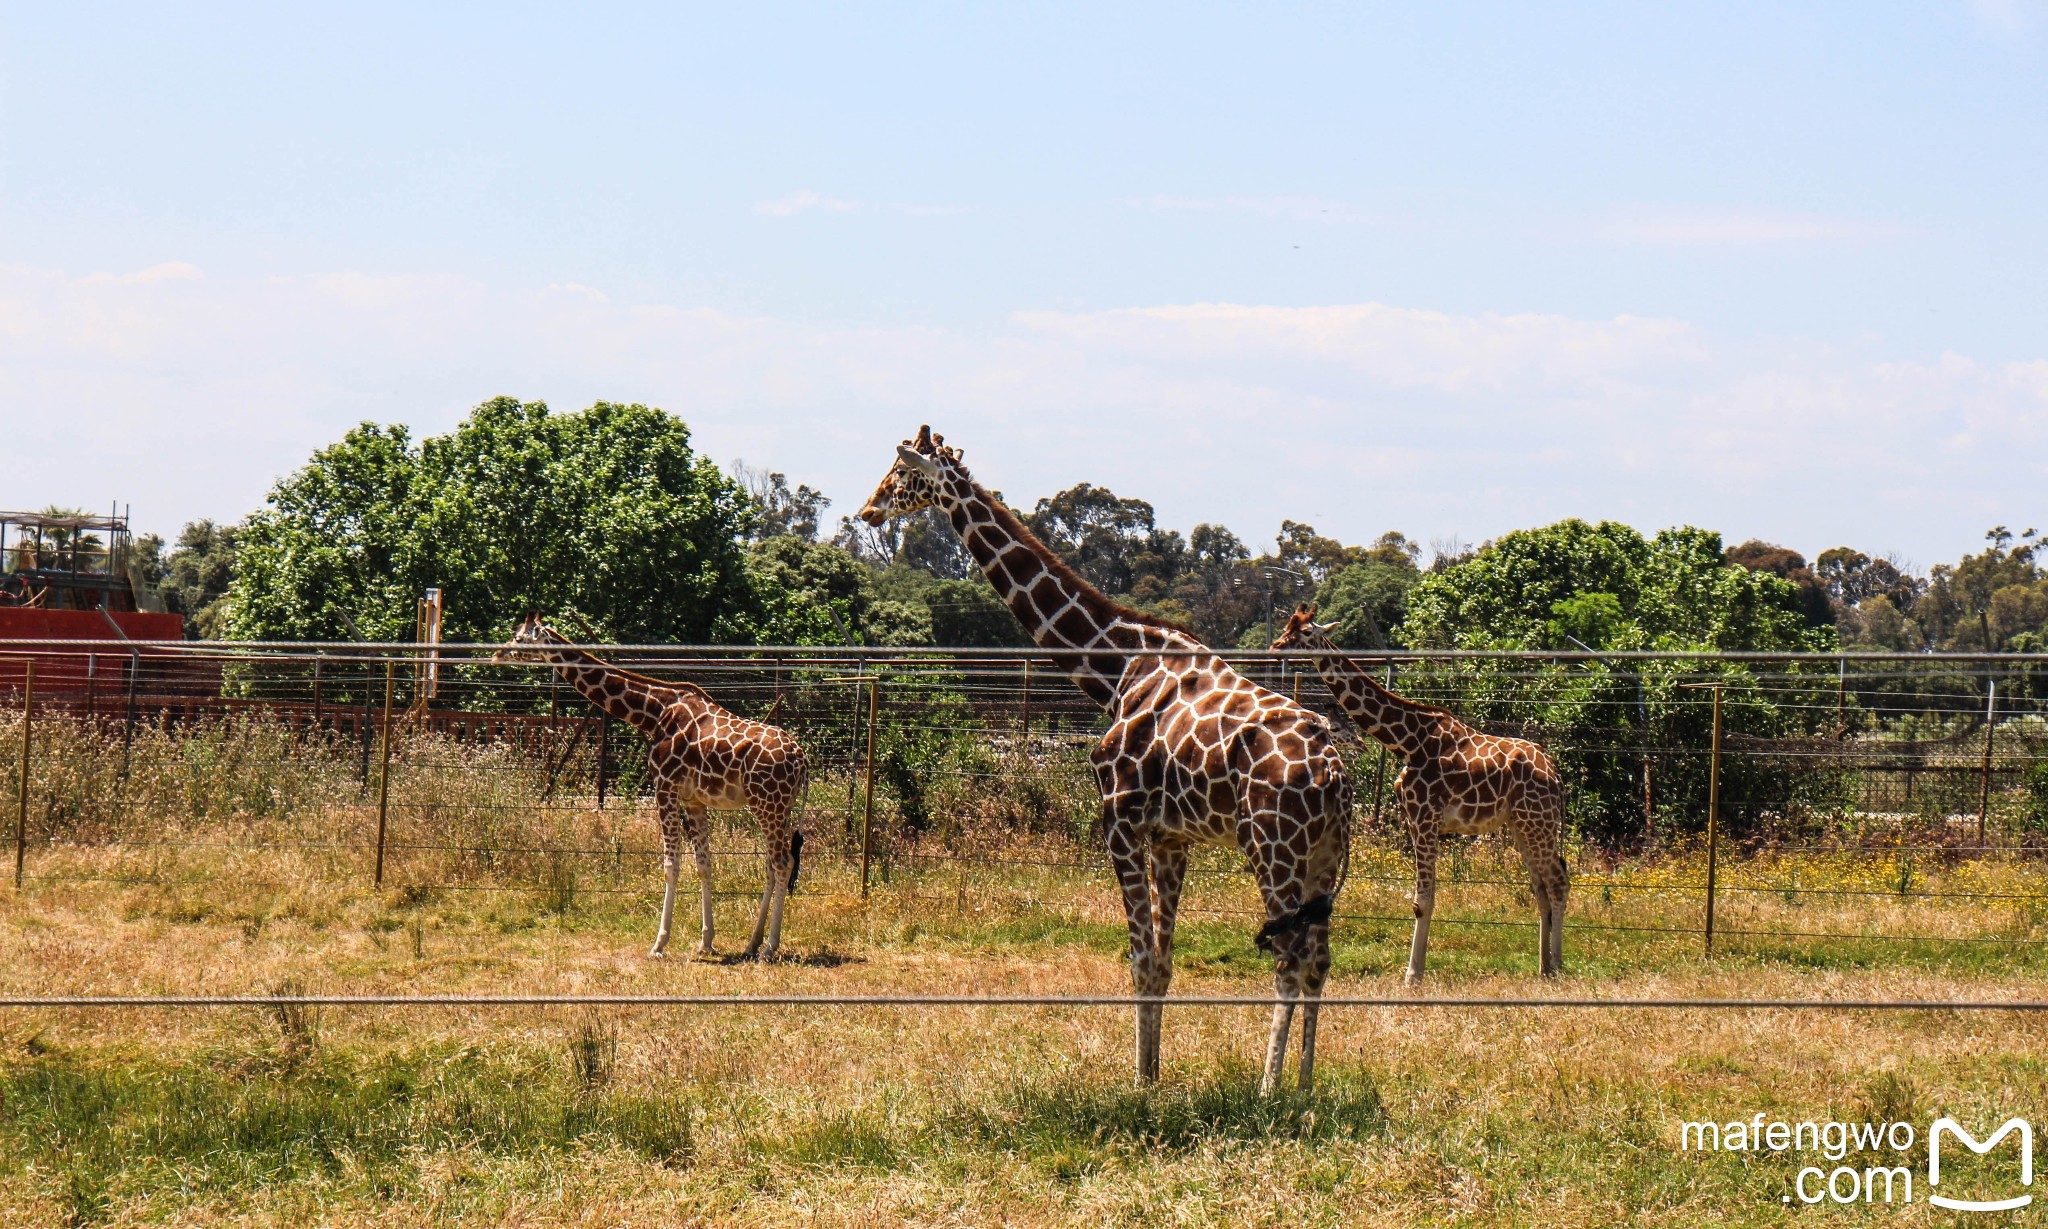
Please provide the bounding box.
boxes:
[1271,604,1567,981]
[494,616,808,960]
[860,427,1351,1092]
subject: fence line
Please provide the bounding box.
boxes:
[7,642,2048,962]
[4,993,2048,1011]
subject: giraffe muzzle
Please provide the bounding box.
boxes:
[1253,893,1336,953]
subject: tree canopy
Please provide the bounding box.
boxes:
[1400,520,1833,652]
[226,398,757,644]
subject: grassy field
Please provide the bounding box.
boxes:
[4,807,2048,1228]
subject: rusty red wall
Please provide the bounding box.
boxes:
[0,608,194,693]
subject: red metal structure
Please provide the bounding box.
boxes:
[0,507,207,695]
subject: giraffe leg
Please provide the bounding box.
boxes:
[1141,840,1189,1086]
[648,782,685,958]
[686,801,715,958]
[1297,841,1343,1090]
[1404,805,1439,986]
[1515,836,1556,978]
[1257,878,1305,1095]
[1297,915,1332,1091]
[1104,812,1164,1085]
[742,801,790,961]
[761,809,801,960]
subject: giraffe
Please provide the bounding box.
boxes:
[859,427,1351,1092]
[1271,604,1568,981]
[493,615,808,960]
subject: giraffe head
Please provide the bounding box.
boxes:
[858,425,963,526]
[491,612,564,664]
[1270,603,1339,652]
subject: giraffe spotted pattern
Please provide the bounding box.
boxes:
[860,427,1352,1093]
[495,617,808,960]
[1272,604,1568,981]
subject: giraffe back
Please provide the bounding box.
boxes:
[654,697,809,813]
[1104,625,1351,853]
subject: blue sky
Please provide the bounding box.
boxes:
[2,2,2044,566]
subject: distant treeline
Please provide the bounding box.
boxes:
[128,397,2040,658]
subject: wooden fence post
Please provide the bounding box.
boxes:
[1704,682,1723,956]
[860,679,880,898]
[14,661,32,890]
[122,648,139,770]
[1979,679,1998,847]
[373,661,396,888]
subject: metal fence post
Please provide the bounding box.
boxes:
[860,678,880,898]
[1978,678,1997,847]
[14,661,32,890]
[1704,682,1723,956]
[1019,659,1031,735]
[122,648,139,772]
[596,716,609,811]
[373,661,396,888]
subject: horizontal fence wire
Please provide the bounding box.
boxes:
[4,994,2048,1011]
[7,642,2048,959]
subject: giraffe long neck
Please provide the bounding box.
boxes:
[1304,645,1455,759]
[930,471,1160,707]
[535,639,688,736]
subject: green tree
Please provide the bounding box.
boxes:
[1396,520,1837,844]
[734,463,829,542]
[226,399,758,644]
[1025,483,1185,597]
[133,519,241,638]
[748,536,937,647]
[1309,534,1424,649]
[1401,520,1830,653]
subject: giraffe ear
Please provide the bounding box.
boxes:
[1313,621,1338,635]
[897,444,940,476]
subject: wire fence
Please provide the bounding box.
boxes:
[6,994,2048,1012]
[5,640,2048,968]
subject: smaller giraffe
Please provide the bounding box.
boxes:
[1272,605,1567,981]
[494,615,808,960]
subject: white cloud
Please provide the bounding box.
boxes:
[754,190,862,217]
[79,261,204,285]
[1122,195,1368,222]
[0,260,2039,563]
[1971,0,2044,33]
[1603,208,1915,245]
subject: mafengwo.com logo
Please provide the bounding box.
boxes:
[1679,1112,2032,1210]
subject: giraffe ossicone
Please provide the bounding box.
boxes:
[494,615,808,961]
[1272,603,1569,981]
[860,426,1353,1093]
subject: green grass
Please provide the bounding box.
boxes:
[0,1044,692,1225]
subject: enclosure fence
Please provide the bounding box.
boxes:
[5,639,2048,973]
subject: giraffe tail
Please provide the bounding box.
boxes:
[1254,893,1336,953]
[787,830,804,892]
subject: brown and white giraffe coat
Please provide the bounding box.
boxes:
[860,427,1351,1092]
[1272,604,1568,980]
[495,617,808,960]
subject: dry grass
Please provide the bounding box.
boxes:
[3,811,2048,1228]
